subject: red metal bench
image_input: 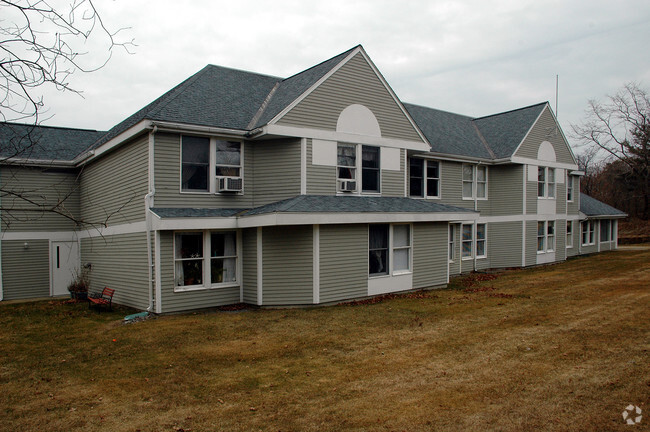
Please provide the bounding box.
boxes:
[88,287,115,312]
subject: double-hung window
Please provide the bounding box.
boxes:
[460,223,487,259]
[409,159,440,198]
[567,174,574,202]
[362,145,380,193]
[181,135,243,193]
[476,224,486,257]
[538,167,555,199]
[369,224,411,276]
[566,221,573,248]
[462,164,487,199]
[448,225,456,262]
[537,221,555,253]
[337,144,357,183]
[175,231,238,290]
[581,221,595,246]
[181,136,210,192]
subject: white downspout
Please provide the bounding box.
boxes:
[145,126,157,312]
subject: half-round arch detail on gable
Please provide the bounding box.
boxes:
[336,104,382,137]
[537,141,556,162]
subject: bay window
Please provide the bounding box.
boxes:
[175,231,238,290]
[368,224,411,277]
[409,159,440,198]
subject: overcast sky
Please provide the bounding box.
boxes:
[35,0,650,151]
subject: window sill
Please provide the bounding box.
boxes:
[461,256,473,261]
[476,255,487,259]
[392,270,412,276]
[368,273,390,279]
[180,190,211,195]
[174,282,239,293]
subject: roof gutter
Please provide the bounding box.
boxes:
[0,157,78,169]
[149,121,248,137]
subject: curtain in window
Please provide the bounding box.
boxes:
[215,141,241,176]
[175,233,203,286]
[211,232,237,283]
[537,222,546,251]
[337,144,356,179]
[393,225,410,271]
[462,224,473,257]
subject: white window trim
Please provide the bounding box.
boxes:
[566,220,574,249]
[581,221,596,246]
[461,223,487,260]
[409,158,441,199]
[368,224,412,278]
[537,220,555,254]
[173,230,240,292]
[448,224,455,263]
[476,223,487,258]
[336,143,382,196]
[179,135,244,195]
[537,166,556,200]
[462,164,488,200]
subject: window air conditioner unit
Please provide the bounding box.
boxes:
[338,180,357,192]
[218,177,243,192]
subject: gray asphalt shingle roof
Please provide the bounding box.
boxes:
[0,122,105,161]
[151,195,475,219]
[580,193,627,217]
[405,102,547,160]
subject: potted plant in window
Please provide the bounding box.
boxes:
[67,268,90,300]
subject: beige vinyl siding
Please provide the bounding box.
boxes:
[556,220,567,261]
[448,223,461,276]
[1,167,80,232]
[2,239,50,299]
[439,161,466,208]
[80,232,149,309]
[412,223,448,289]
[278,53,423,142]
[567,221,580,257]
[486,165,524,216]
[80,136,148,226]
[525,221,538,266]
[488,222,523,268]
[557,181,567,214]
[158,231,240,313]
[153,133,254,208]
[262,225,313,305]
[242,228,257,304]
[526,169,537,214]
[319,224,367,303]
[252,139,301,206]
[381,149,405,197]
[515,107,576,165]
[306,139,336,195]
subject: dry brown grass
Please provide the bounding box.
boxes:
[1,249,649,431]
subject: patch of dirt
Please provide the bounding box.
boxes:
[340,290,438,306]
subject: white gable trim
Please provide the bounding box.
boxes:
[545,104,579,165]
[267,47,361,126]
[356,48,430,145]
[510,104,549,159]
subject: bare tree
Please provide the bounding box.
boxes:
[0,0,134,228]
[572,83,650,219]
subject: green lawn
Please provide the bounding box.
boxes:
[1,248,648,431]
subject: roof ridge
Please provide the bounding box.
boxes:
[473,101,548,121]
[403,102,475,120]
[279,45,360,83]
[203,63,282,80]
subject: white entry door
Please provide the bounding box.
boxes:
[51,241,79,296]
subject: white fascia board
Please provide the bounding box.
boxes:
[236,211,479,228]
[76,120,151,165]
[151,217,238,231]
[546,105,579,166]
[509,103,548,158]
[150,121,249,138]
[510,156,578,170]
[356,48,430,146]
[412,152,506,165]
[570,170,585,176]
[582,214,628,220]
[262,124,430,151]
[1,158,76,168]
[266,47,361,126]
